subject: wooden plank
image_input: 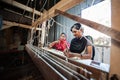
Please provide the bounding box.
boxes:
[1,0,42,16]
[4,8,33,19]
[32,0,83,28]
[55,9,120,43]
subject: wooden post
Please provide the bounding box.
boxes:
[29,28,34,44]
[32,8,35,25]
[110,0,120,79]
[41,21,46,47]
[38,24,42,47]
[29,8,35,45]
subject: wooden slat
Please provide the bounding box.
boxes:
[1,0,42,16]
[55,9,120,43]
[32,0,83,28]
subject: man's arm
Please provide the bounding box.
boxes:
[64,49,82,58]
[64,46,92,59]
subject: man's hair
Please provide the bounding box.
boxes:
[71,23,82,31]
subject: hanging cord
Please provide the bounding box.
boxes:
[48,18,54,27]
[33,33,39,40]
[27,27,34,44]
[28,27,34,44]
[28,0,47,45]
[44,0,50,46]
[34,0,48,30]
[40,0,48,11]
[45,18,68,44]
[91,0,95,6]
[37,24,41,47]
[50,18,67,28]
[28,27,39,44]
[45,19,51,46]
[32,0,36,23]
[32,30,39,45]
[33,26,41,40]
[34,4,45,46]
[18,0,30,23]
[34,0,36,9]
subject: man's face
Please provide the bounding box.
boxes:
[71,28,82,38]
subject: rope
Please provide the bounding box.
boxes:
[48,18,54,27]
[91,0,95,6]
[18,0,30,23]
[29,0,47,45]
[49,18,67,28]
[40,0,48,11]
[29,17,68,45]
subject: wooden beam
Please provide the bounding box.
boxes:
[1,0,42,16]
[4,8,33,19]
[2,20,41,30]
[3,20,31,29]
[1,25,12,30]
[55,9,120,43]
[32,0,83,27]
[110,0,120,78]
